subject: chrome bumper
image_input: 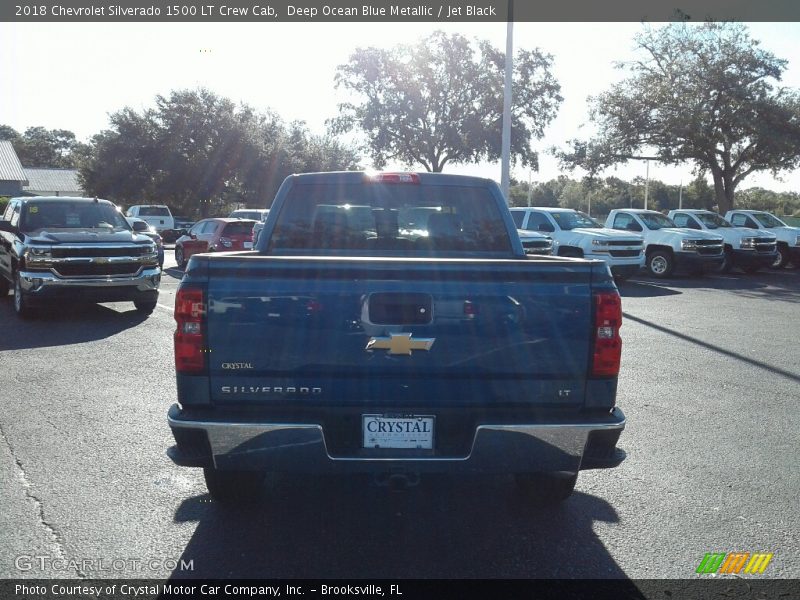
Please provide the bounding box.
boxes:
[168,405,626,473]
[19,267,161,293]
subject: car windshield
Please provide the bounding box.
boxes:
[639,212,676,230]
[20,201,131,232]
[269,182,511,255]
[752,213,786,228]
[551,211,601,230]
[138,206,171,216]
[695,212,731,228]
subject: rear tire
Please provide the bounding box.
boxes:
[646,250,674,278]
[175,245,186,269]
[203,468,265,505]
[134,298,158,314]
[515,472,578,505]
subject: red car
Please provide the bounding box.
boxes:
[174,218,256,269]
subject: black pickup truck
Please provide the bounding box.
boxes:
[167,172,626,505]
[0,196,161,317]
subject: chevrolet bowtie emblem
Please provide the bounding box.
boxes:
[366,333,435,355]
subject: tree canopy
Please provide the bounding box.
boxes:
[81,89,360,216]
[0,125,90,168]
[557,22,800,214]
[330,31,562,172]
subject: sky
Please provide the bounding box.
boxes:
[1,21,799,192]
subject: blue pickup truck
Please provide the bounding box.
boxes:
[167,172,626,505]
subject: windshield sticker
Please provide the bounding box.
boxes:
[29,206,38,213]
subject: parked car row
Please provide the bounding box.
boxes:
[509,206,798,280]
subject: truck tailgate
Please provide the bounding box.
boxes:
[196,255,599,409]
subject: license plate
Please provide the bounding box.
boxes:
[362,415,434,449]
[244,241,253,249]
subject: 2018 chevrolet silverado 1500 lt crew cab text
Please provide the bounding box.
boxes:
[167,172,627,505]
[0,196,161,318]
[667,210,777,273]
[511,207,644,280]
[605,209,725,278]
[724,210,800,269]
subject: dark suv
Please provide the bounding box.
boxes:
[0,196,161,318]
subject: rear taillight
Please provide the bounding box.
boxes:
[174,288,206,374]
[591,291,622,377]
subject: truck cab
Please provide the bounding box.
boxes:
[668,209,777,273]
[510,207,644,280]
[724,210,800,269]
[605,209,724,278]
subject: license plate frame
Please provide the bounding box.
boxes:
[362,414,435,449]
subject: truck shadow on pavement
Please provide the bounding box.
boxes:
[0,299,149,351]
[168,474,628,579]
[624,269,800,302]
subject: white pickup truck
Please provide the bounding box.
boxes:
[605,209,724,278]
[724,210,800,269]
[510,207,644,280]
[667,209,777,273]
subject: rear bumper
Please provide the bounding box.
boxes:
[19,267,161,304]
[167,404,626,474]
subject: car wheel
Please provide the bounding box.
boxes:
[175,245,186,269]
[203,468,265,505]
[515,472,578,505]
[771,244,789,269]
[646,250,674,278]
[13,272,35,318]
[716,248,734,274]
[134,298,158,315]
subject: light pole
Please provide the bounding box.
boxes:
[644,159,650,210]
[500,0,513,202]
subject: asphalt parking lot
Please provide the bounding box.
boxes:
[0,250,797,580]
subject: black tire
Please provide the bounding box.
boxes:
[0,276,9,297]
[134,298,158,314]
[203,468,265,505]
[646,249,674,278]
[771,244,789,270]
[718,248,734,274]
[515,472,578,505]
[13,272,35,318]
[175,245,186,269]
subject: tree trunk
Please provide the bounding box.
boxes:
[711,171,735,215]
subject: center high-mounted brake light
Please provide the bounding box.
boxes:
[174,287,207,374]
[365,172,420,184]
[591,291,622,377]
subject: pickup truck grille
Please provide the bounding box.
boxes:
[53,264,142,277]
[51,245,151,258]
[607,240,643,247]
[608,249,641,257]
[521,240,552,255]
[694,240,723,256]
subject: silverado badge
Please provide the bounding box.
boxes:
[366,333,435,356]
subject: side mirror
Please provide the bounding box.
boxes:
[0,220,14,233]
[132,222,148,232]
[190,233,197,240]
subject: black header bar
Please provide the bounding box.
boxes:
[4,0,800,22]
